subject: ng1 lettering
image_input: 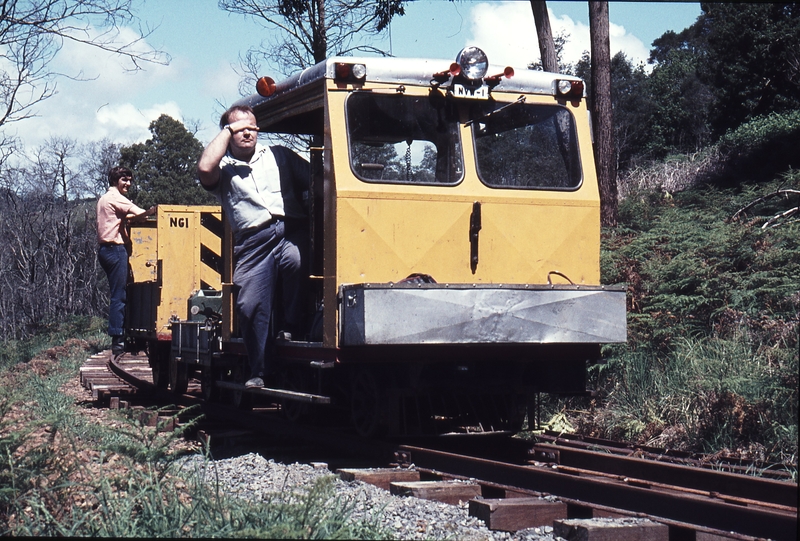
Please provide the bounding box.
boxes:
[169,217,189,228]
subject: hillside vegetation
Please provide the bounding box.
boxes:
[560,156,798,471]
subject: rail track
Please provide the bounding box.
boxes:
[83,351,798,540]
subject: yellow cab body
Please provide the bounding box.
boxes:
[235,53,625,350]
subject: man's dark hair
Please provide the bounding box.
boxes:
[108,166,133,186]
[220,105,256,128]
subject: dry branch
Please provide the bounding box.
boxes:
[730,189,800,224]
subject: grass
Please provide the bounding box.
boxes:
[0,316,395,538]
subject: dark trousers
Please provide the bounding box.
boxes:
[233,219,307,378]
[98,244,128,337]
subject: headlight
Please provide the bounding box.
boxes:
[456,46,489,81]
[556,79,585,100]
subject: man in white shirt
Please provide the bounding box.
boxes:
[197,105,309,388]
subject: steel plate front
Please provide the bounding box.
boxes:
[339,285,626,346]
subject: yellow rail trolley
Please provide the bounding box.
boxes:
[127,47,626,436]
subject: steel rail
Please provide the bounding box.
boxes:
[531,443,798,508]
[535,431,795,480]
[400,445,798,541]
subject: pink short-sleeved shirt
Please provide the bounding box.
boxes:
[97,187,145,244]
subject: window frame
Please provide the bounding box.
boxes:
[345,91,465,187]
[471,100,584,192]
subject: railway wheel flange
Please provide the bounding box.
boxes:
[169,350,189,395]
[149,341,169,389]
[200,366,221,402]
[226,364,252,410]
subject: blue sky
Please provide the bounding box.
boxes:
[10,1,702,150]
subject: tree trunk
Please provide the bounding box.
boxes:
[530,1,559,73]
[589,1,618,227]
[313,0,328,62]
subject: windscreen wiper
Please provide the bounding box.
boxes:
[465,95,526,127]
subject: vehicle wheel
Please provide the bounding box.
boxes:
[169,350,189,395]
[226,364,252,410]
[350,369,387,438]
[149,341,169,389]
[200,367,221,402]
[281,367,311,423]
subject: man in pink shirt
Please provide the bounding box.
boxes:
[97,166,155,359]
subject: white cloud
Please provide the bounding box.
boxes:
[467,3,648,70]
[608,21,649,66]
[95,102,184,141]
[467,3,541,69]
[7,24,182,149]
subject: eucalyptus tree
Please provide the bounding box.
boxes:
[529,0,558,73]
[0,138,100,338]
[588,0,616,226]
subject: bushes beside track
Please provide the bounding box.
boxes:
[562,169,798,474]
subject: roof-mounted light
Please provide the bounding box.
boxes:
[335,62,367,84]
[256,76,276,97]
[456,46,488,81]
[556,79,584,100]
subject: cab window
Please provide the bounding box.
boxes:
[347,92,463,185]
[473,103,582,190]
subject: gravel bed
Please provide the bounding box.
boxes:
[177,452,561,540]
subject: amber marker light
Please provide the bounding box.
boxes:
[256,76,276,97]
[335,62,366,84]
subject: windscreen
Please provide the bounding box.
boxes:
[472,102,582,190]
[347,92,463,185]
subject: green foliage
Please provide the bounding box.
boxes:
[100,406,202,474]
[642,48,713,159]
[604,177,799,348]
[591,173,799,467]
[586,334,797,467]
[0,391,30,510]
[699,3,800,137]
[716,110,800,182]
[606,52,653,168]
[121,115,215,208]
[583,3,800,170]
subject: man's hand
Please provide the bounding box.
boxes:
[127,206,156,221]
[227,118,259,134]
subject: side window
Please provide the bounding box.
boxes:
[473,103,582,190]
[347,92,463,185]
